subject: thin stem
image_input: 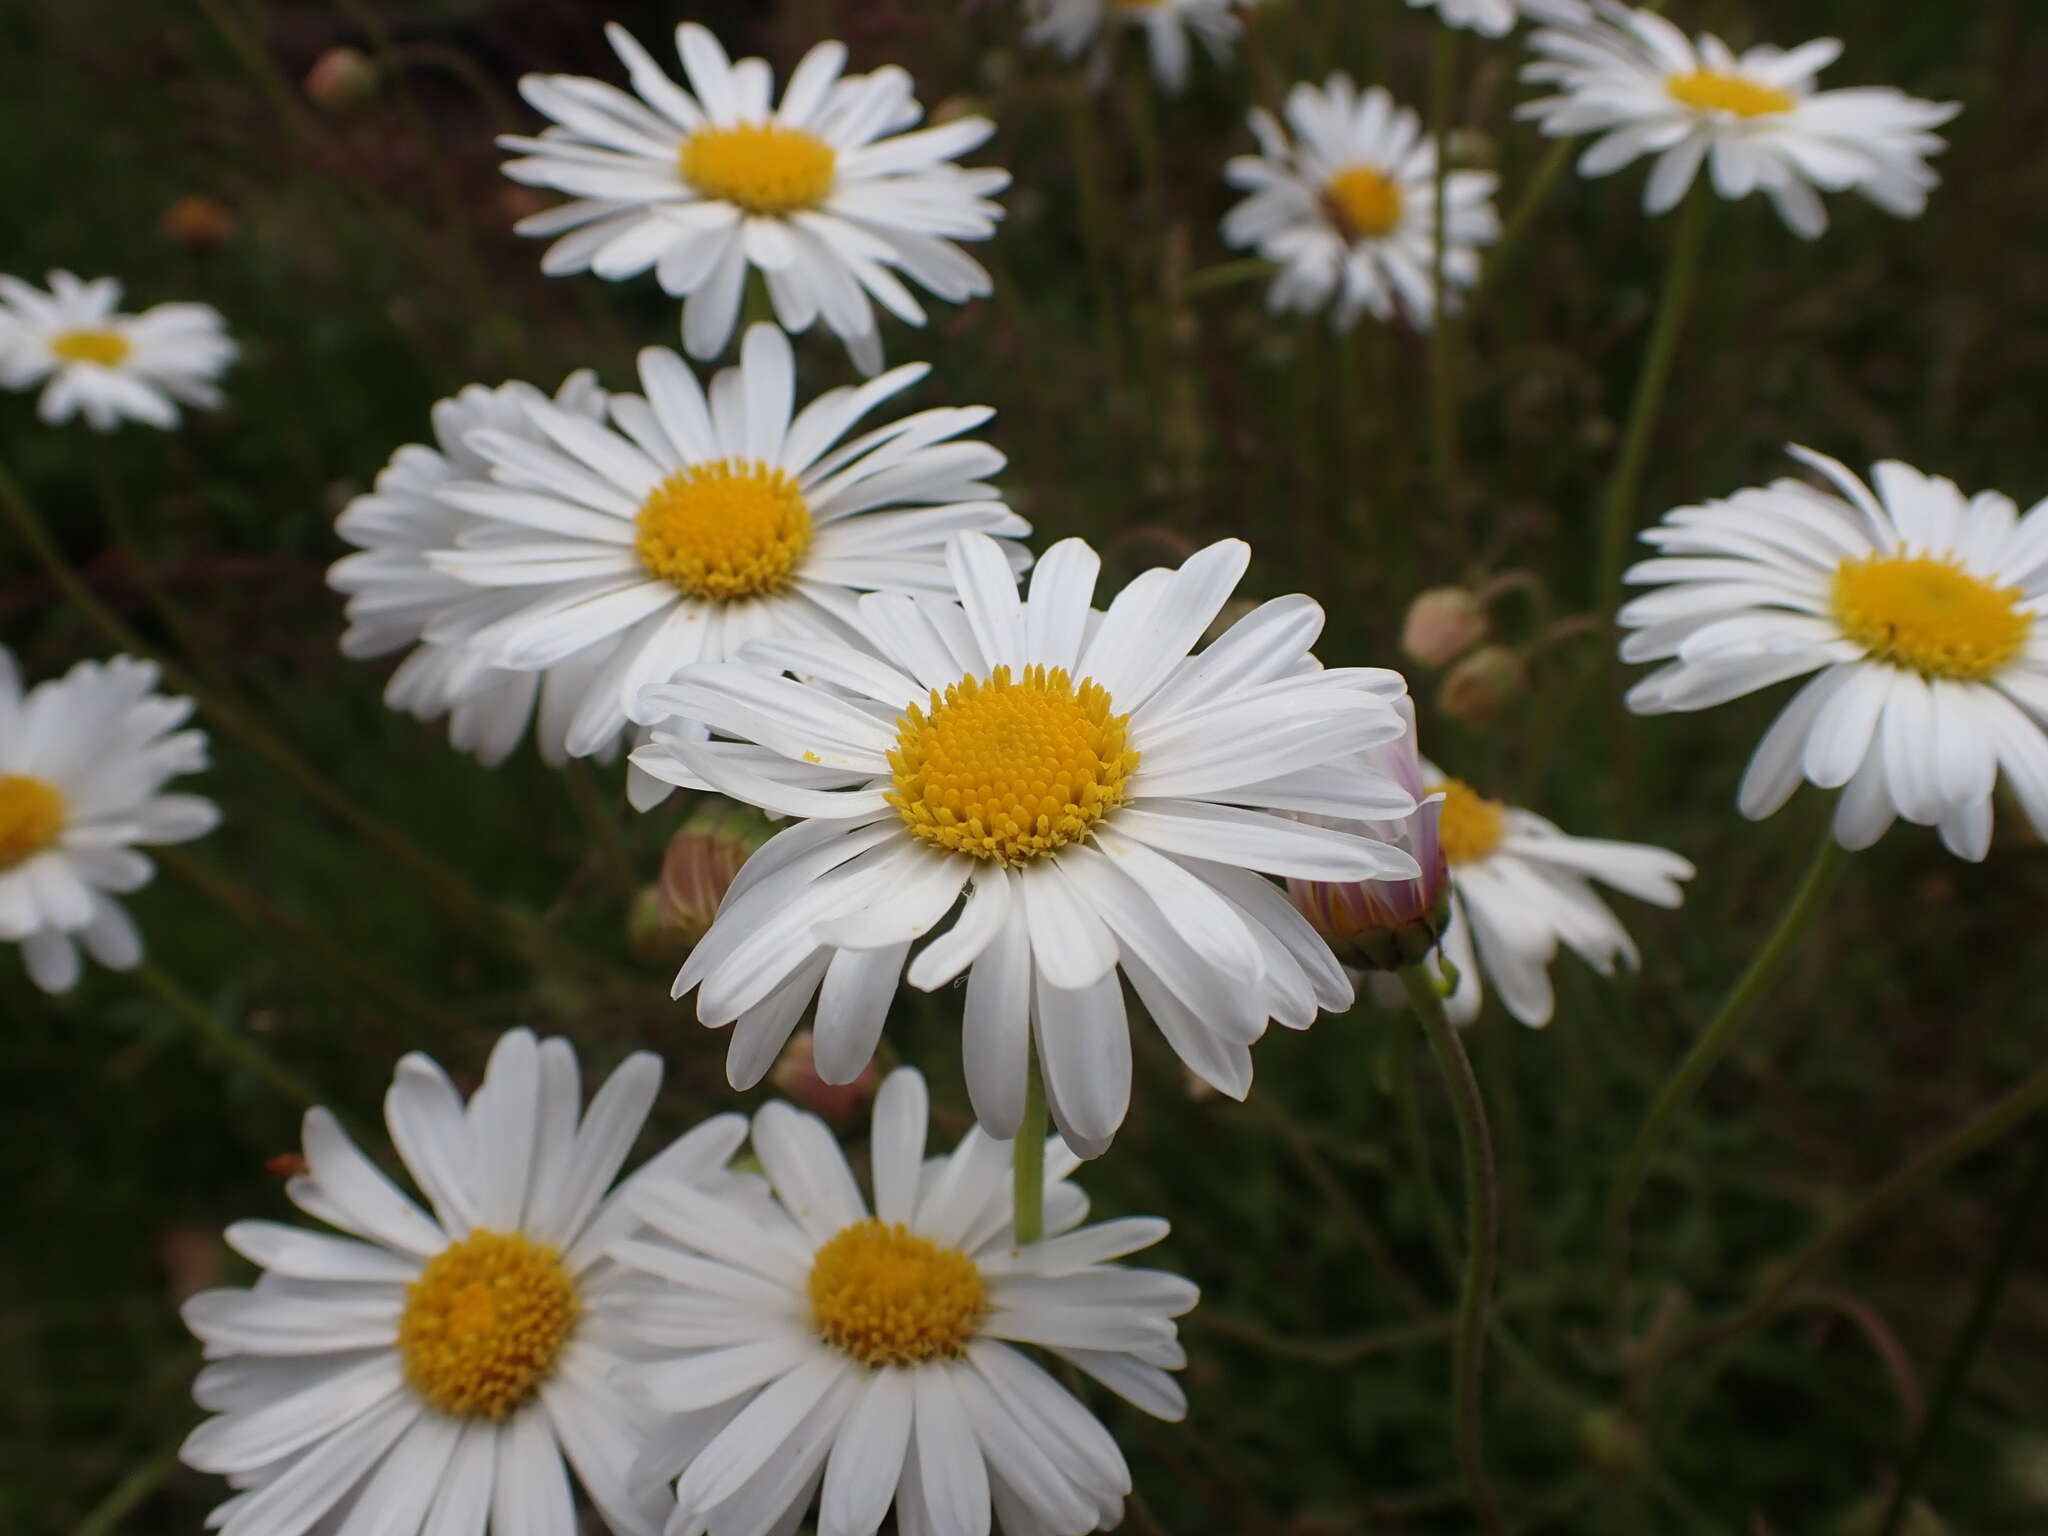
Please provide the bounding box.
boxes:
[1467,137,1573,321]
[1393,1008,1462,1280]
[135,962,325,1109]
[70,1437,183,1536]
[1428,28,1461,525]
[1595,186,1709,620]
[1400,965,1508,1536]
[1061,84,1125,382]
[1013,1049,1048,1246]
[1180,257,1277,297]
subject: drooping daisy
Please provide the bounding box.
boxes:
[617,1067,1197,1536]
[329,371,627,768]
[1222,75,1500,332]
[423,324,1026,774]
[634,530,1419,1155]
[0,649,220,995]
[180,1028,747,1536]
[1025,0,1240,96]
[1622,449,2048,863]
[501,23,1008,374]
[1408,0,1589,39]
[1518,2,1959,238]
[0,270,234,431]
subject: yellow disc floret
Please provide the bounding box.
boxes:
[809,1219,987,1368]
[888,665,1139,866]
[49,329,132,367]
[680,124,837,216]
[1666,70,1796,118]
[635,459,812,601]
[1434,778,1507,867]
[0,775,67,871]
[1831,552,2030,682]
[1324,165,1405,241]
[398,1230,578,1419]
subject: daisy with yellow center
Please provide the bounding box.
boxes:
[637,530,1419,1155]
[617,1068,1198,1536]
[0,269,235,432]
[180,1029,749,1536]
[1624,447,2048,862]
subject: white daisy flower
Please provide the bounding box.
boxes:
[1407,0,1589,39]
[1518,1,1959,238]
[1024,0,1240,95]
[422,324,1026,776]
[1622,448,2048,863]
[1222,75,1500,332]
[633,530,1419,1155]
[0,648,220,995]
[617,1067,1196,1536]
[179,1028,748,1536]
[0,270,235,432]
[501,23,1009,375]
[329,370,629,768]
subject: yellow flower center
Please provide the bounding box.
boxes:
[1666,70,1796,118]
[1830,553,2030,682]
[888,665,1139,866]
[634,459,813,601]
[809,1219,987,1368]
[397,1230,578,1420]
[1323,165,1405,240]
[0,775,67,871]
[1433,778,1506,866]
[679,124,837,216]
[49,328,131,367]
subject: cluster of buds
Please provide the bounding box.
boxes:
[1400,582,1532,725]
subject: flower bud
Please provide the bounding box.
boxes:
[305,46,379,111]
[1401,586,1488,668]
[769,1032,881,1125]
[631,797,774,962]
[1437,644,1524,724]
[160,195,237,252]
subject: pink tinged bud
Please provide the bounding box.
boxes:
[1437,644,1525,724]
[305,47,379,110]
[632,797,774,961]
[1401,587,1489,669]
[769,1032,881,1125]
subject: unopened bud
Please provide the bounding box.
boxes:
[1401,587,1488,668]
[305,46,379,110]
[1437,644,1524,724]
[160,195,237,252]
[770,1032,881,1125]
[634,797,775,961]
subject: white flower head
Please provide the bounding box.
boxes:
[1518,1,1959,238]
[329,370,621,768]
[1408,0,1589,39]
[501,23,1009,375]
[634,530,1420,1155]
[418,324,1026,780]
[1223,75,1500,333]
[0,270,234,432]
[1025,0,1240,95]
[617,1067,1197,1536]
[1623,448,2048,863]
[179,1028,749,1536]
[0,649,220,994]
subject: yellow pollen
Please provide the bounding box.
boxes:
[0,775,67,871]
[634,459,812,601]
[887,664,1139,866]
[397,1231,577,1420]
[49,328,131,367]
[1324,165,1405,240]
[679,124,837,216]
[809,1220,987,1368]
[1666,70,1796,118]
[1433,778,1506,867]
[1831,553,2029,682]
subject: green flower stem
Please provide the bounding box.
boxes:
[70,1435,183,1536]
[1013,1049,1049,1247]
[135,962,325,1110]
[1392,1010,1462,1281]
[1606,825,1850,1295]
[1428,28,1462,525]
[1179,257,1278,297]
[1466,137,1573,321]
[1595,185,1710,621]
[1399,965,1508,1536]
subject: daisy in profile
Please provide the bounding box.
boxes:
[618,1067,1196,1536]
[425,325,1025,773]
[1025,0,1240,95]
[0,649,220,994]
[329,371,625,768]
[1408,0,1589,39]
[1519,2,1959,238]
[635,530,1418,1155]
[501,23,1008,374]
[1623,449,2048,862]
[0,270,234,431]
[180,1028,747,1536]
[1222,75,1500,332]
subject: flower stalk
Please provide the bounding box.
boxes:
[1014,1048,1049,1247]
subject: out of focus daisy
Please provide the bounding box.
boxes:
[502,23,1007,374]
[1623,449,2048,862]
[426,325,1025,774]
[1223,76,1499,332]
[1025,0,1240,95]
[0,270,234,431]
[180,1029,746,1536]
[619,1067,1196,1536]
[1519,2,1959,238]
[329,371,621,768]
[1408,0,1589,39]
[636,531,1417,1154]
[0,650,219,995]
